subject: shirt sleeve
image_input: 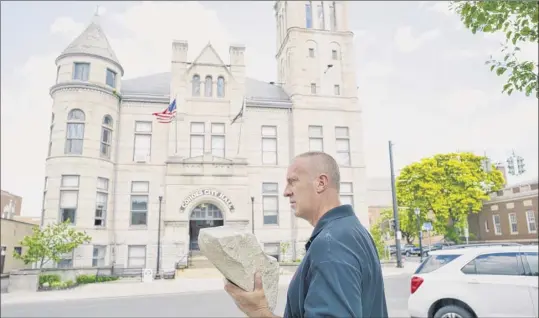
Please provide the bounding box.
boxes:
[304,260,363,318]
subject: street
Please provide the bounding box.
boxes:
[0,274,411,317]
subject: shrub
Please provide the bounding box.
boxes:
[39,274,61,286]
[76,274,119,285]
[76,274,97,284]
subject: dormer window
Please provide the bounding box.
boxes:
[106,69,116,88]
[192,75,201,96]
[204,76,213,97]
[73,63,90,81]
[217,76,225,98]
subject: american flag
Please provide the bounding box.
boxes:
[152,99,177,123]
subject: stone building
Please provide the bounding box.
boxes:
[42,1,367,270]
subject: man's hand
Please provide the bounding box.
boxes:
[224,272,277,318]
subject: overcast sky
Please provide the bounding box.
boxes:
[1,1,537,216]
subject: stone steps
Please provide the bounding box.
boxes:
[176,267,223,279]
[189,251,216,269]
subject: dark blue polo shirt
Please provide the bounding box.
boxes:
[284,205,388,318]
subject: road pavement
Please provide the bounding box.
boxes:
[0,274,411,317]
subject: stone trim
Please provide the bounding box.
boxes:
[50,82,120,101]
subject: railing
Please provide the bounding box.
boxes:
[175,253,189,269]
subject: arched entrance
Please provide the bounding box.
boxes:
[189,203,224,250]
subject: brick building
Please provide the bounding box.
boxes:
[468,179,538,243]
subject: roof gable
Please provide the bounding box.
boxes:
[188,43,230,75]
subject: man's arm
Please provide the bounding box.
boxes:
[304,260,363,318]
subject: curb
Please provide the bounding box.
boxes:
[1,269,416,305]
[0,278,295,305]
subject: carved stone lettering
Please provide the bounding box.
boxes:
[179,189,235,212]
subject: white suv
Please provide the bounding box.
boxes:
[408,245,538,318]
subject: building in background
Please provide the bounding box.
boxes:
[0,218,37,274]
[1,190,22,219]
[468,179,538,243]
[42,1,368,270]
[366,177,392,226]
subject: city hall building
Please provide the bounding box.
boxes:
[42,1,368,270]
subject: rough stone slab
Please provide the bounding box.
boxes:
[198,226,280,312]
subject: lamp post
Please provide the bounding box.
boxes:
[156,192,163,279]
[250,197,255,234]
[414,208,423,262]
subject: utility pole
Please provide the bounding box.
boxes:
[415,208,423,262]
[389,141,403,268]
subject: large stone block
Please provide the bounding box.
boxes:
[198,226,280,311]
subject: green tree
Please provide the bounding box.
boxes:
[13,221,91,270]
[378,208,419,245]
[451,1,539,98]
[396,152,505,243]
[369,220,387,260]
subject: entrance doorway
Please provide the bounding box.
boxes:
[189,203,224,251]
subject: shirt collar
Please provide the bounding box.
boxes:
[305,204,355,251]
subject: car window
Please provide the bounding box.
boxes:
[523,252,538,276]
[415,254,460,274]
[461,252,523,276]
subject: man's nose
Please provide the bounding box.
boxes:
[283,187,292,197]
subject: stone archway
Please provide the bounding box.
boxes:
[188,202,224,251]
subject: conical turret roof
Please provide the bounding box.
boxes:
[56,17,123,75]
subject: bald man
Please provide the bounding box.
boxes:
[224,151,388,318]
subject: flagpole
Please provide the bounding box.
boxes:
[174,94,179,154]
[236,98,245,156]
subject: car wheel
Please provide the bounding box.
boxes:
[434,304,473,318]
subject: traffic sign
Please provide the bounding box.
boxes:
[422,222,433,231]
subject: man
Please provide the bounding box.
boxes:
[225,151,388,318]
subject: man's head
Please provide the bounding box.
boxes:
[283,151,341,223]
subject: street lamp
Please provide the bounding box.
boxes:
[250,196,255,235]
[156,188,164,279]
[414,208,423,262]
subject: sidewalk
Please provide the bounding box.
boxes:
[1,262,418,305]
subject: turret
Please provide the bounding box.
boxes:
[43,14,123,267]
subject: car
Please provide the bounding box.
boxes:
[389,244,415,256]
[409,246,429,257]
[408,245,538,318]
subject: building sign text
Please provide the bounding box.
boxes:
[179,189,235,212]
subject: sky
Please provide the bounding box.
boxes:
[1,1,537,217]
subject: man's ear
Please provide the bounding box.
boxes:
[316,174,329,193]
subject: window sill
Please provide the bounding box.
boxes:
[129,225,148,230]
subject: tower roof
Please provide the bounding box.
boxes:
[56,17,123,75]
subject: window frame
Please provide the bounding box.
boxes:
[262,182,279,225]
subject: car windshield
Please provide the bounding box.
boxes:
[415,254,461,274]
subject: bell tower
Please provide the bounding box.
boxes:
[274,1,356,100]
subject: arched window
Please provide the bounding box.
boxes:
[305,1,313,28]
[100,115,113,159]
[217,76,225,97]
[192,75,201,96]
[65,109,85,155]
[204,76,213,97]
[48,113,54,157]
